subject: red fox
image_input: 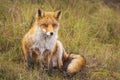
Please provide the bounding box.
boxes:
[22,9,62,73]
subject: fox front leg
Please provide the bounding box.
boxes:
[47,54,53,76]
[49,58,53,75]
[27,51,34,70]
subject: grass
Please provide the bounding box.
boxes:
[0,0,120,80]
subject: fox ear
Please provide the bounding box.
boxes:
[35,8,43,18]
[55,10,61,20]
[38,9,43,17]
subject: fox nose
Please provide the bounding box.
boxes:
[50,32,53,35]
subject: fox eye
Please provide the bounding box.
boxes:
[41,24,48,27]
[52,23,57,27]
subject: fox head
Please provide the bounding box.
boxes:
[34,9,61,36]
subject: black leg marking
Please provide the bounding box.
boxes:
[62,58,72,72]
[48,58,53,76]
[27,52,34,70]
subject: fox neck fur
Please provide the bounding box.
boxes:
[29,25,58,55]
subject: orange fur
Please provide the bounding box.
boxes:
[22,9,61,71]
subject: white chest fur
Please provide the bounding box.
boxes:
[31,26,58,54]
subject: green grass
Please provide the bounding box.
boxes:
[0,0,120,80]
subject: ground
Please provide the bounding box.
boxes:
[0,0,120,80]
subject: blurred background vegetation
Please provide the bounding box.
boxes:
[0,0,120,80]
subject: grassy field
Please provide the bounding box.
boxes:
[0,0,120,80]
